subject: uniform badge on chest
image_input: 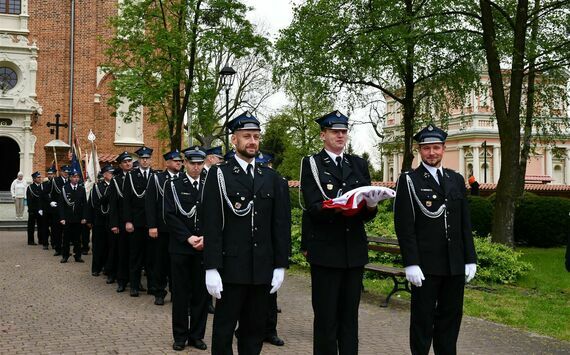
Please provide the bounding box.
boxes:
[426,201,432,207]
[234,202,242,209]
[326,184,334,191]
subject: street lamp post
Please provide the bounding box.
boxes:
[219,65,236,150]
[482,140,487,183]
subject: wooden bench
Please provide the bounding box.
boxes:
[364,236,410,307]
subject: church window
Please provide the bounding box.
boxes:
[0,67,18,91]
[0,0,21,14]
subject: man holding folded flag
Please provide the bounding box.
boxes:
[300,110,393,355]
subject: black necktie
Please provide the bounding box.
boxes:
[436,169,445,189]
[73,186,76,191]
[335,156,343,175]
[143,170,147,180]
[246,164,254,185]
[192,181,198,191]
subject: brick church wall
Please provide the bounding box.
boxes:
[28,1,167,173]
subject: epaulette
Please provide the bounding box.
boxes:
[217,161,228,166]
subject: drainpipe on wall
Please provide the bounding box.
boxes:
[67,0,75,145]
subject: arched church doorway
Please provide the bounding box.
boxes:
[0,137,20,191]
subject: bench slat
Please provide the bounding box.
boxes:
[364,263,406,277]
[367,245,401,254]
[367,236,399,245]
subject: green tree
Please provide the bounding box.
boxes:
[476,0,570,245]
[104,0,270,150]
[276,0,482,171]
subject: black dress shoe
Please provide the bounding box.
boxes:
[28,242,37,246]
[116,284,126,292]
[60,258,68,263]
[154,296,165,305]
[42,245,49,250]
[130,289,139,297]
[74,258,84,263]
[188,339,207,350]
[106,277,116,284]
[92,272,100,277]
[53,251,61,256]
[172,342,185,351]
[265,335,285,346]
[81,251,89,255]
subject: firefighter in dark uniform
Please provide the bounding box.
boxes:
[393,124,477,355]
[109,152,134,292]
[87,165,114,276]
[26,171,48,246]
[300,111,379,355]
[123,146,154,297]
[164,146,209,351]
[58,168,88,263]
[49,165,70,255]
[202,111,291,355]
[146,149,183,305]
[41,166,57,249]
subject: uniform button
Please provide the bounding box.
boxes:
[254,227,258,231]
[346,228,350,232]
[342,182,346,186]
[255,211,258,215]
[254,243,258,247]
[445,198,448,202]
[253,195,257,198]
[447,225,451,228]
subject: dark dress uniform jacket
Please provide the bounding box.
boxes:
[123,168,153,228]
[300,150,377,268]
[202,158,290,285]
[394,164,477,276]
[27,183,48,213]
[146,171,174,233]
[164,174,203,255]
[57,184,87,223]
[109,171,129,229]
[87,181,112,227]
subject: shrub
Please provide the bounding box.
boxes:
[514,195,570,247]
[467,195,494,238]
[289,207,309,267]
[474,236,532,284]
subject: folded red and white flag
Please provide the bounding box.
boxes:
[322,186,396,216]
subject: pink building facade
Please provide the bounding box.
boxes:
[381,74,570,185]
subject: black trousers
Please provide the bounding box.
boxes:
[212,283,270,355]
[266,292,278,337]
[170,253,209,343]
[105,229,118,278]
[92,224,109,273]
[81,224,90,253]
[147,231,170,297]
[27,211,44,245]
[410,274,465,355]
[50,213,62,252]
[117,230,130,286]
[62,223,82,259]
[42,212,53,247]
[129,227,147,291]
[311,265,364,355]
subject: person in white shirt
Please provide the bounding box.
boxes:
[10,172,27,219]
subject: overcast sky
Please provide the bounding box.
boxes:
[242,0,382,167]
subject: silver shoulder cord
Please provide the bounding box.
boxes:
[128,172,151,198]
[61,186,75,209]
[94,183,109,215]
[154,174,165,197]
[161,177,169,225]
[298,156,332,211]
[27,185,40,198]
[112,178,124,198]
[404,174,448,238]
[53,179,61,194]
[170,180,197,219]
[216,167,254,231]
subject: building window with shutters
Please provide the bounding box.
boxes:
[0,0,21,15]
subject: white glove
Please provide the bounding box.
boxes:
[405,265,425,287]
[364,190,385,208]
[465,263,477,283]
[50,201,57,208]
[270,268,285,294]
[38,210,43,216]
[205,269,223,299]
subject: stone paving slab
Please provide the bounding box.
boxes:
[1,231,569,354]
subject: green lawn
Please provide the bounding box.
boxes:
[291,247,570,341]
[464,247,570,341]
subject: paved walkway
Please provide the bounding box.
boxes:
[0,231,569,354]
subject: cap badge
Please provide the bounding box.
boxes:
[194,146,199,151]
[336,111,341,117]
[246,111,251,118]
[428,125,433,131]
